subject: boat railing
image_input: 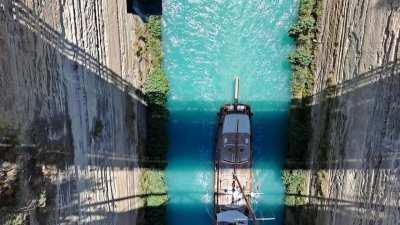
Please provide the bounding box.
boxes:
[221,159,249,165]
[223,143,248,147]
[221,104,252,114]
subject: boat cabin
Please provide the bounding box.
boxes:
[217,210,249,225]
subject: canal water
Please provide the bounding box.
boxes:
[163,0,298,224]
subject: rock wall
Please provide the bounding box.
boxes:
[0,0,149,224]
[287,0,400,225]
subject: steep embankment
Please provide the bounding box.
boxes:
[286,0,400,225]
[0,0,150,224]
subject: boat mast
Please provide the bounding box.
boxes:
[233,173,258,225]
[234,76,239,104]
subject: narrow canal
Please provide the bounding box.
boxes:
[163,0,298,224]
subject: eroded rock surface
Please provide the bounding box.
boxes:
[0,0,148,224]
[287,1,400,225]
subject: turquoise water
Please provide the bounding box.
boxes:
[163,0,298,224]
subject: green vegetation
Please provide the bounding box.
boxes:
[144,67,169,162]
[289,0,322,98]
[139,169,167,225]
[140,16,169,225]
[140,170,167,206]
[146,16,163,68]
[288,0,323,161]
[143,16,169,163]
[282,170,307,206]
[288,16,315,37]
[287,0,322,161]
[289,48,313,67]
[37,190,47,208]
[4,213,25,225]
[285,0,324,207]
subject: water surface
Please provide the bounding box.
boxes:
[163,0,298,224]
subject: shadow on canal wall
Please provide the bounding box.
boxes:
[66,204,166,225]
[376,0,400,9]
[284,60,400,225]
[287,59,400,170]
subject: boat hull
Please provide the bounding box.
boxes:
[214,103,253,224]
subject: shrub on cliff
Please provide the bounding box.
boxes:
[144,67,169,162]
[289,16,315,37]
[288,0,321,99]
[148,16,162,40]
[286,0,322,196]
[299,0,315,16]
[141,17,169,225]
[144,67,169,106]
[289,47,313,67]
[282,170,307,205]
[146,16,163,66]
[143,16,169,163]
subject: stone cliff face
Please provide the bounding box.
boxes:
[287,0,399,225]
[0,0,148,224]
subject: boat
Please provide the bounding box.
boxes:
[214,77,257,225]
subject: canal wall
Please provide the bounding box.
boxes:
[286,0,400,225]
[0,0,150,224]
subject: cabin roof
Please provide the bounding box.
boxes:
[222,114,250,134]
[217,210,248,224]
[221,133,250,163]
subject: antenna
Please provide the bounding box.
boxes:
[234,76,239,104]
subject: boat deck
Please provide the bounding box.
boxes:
[215,132,252,211]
